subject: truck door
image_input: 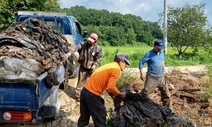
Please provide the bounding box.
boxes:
[73,20,83,45]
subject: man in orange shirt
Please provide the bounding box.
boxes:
[77,53,130,127]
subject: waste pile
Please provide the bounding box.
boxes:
[109,90,196,127]
[0,18,72,82]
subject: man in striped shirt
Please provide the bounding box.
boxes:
[74,33,102,102]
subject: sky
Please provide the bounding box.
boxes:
[59,0,212,25]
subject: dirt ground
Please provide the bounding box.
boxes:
[1,65,211,127]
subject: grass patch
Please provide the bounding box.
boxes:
[100,46,212,67]
[199,64,212,102]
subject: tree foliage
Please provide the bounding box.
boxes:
[0,3,163,46]
[167,3,209,56]
[1,2,211,48]
[63,6,163,46]
[203,26,212,54]
[0,0,60,31]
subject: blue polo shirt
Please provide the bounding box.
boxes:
[138,50,164,76]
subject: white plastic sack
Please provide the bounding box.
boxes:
[0,57,44,80]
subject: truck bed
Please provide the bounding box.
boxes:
[0,65,64,123]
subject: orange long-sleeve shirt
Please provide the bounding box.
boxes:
[84,61,121,96]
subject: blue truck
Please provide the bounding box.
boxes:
[0,11,85,123]
[16,11,86,45]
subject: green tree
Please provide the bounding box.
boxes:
[149,22,163,39]
[0,0,60,31]
[126,28,136,45]
[105,26,126,46]
[62,6,163,46]
[167,3,208,56]
[203,26,212,53]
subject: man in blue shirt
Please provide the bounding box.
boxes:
[138,40,172,109]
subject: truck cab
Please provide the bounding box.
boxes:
[15,11,86,45]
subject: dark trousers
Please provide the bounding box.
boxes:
[77,88,106,127]
[77,65,93,88]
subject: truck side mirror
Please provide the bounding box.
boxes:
[83,30,88,37]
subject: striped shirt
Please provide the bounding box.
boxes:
[77,42,102,69]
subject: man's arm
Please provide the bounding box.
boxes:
[138,52,149,81]
[92,47,103,69]
[118,92,126,98]
[139,68,145,81]
[77,42,84,52]
[106,69,123,96]
[108,91,126,99]
[162,61,165,72]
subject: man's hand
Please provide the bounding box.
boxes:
[73,52,79,62]
[140,75,145,81]
[91,65,96,70]
[119,92,126,99]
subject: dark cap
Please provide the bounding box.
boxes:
[114,53,131,66]
[154,40,165,49]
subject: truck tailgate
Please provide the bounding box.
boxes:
[0,83,36,110]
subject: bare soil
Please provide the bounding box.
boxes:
[1,65,211,127]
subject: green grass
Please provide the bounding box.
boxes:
[99,46,212,67]
[199,64,212,102]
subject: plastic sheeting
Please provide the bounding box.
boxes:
[110,91,195,127]
[0,57,44,80]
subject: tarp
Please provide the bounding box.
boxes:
[110,91,195,127]
[0,18,72,81]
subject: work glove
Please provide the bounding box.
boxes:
[91,65,96,70]
[72,52,79,62]
[119,92,126,99]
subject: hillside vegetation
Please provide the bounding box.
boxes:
[0,1,211,59]
[63,6,162,46]
[100,46,212,67]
